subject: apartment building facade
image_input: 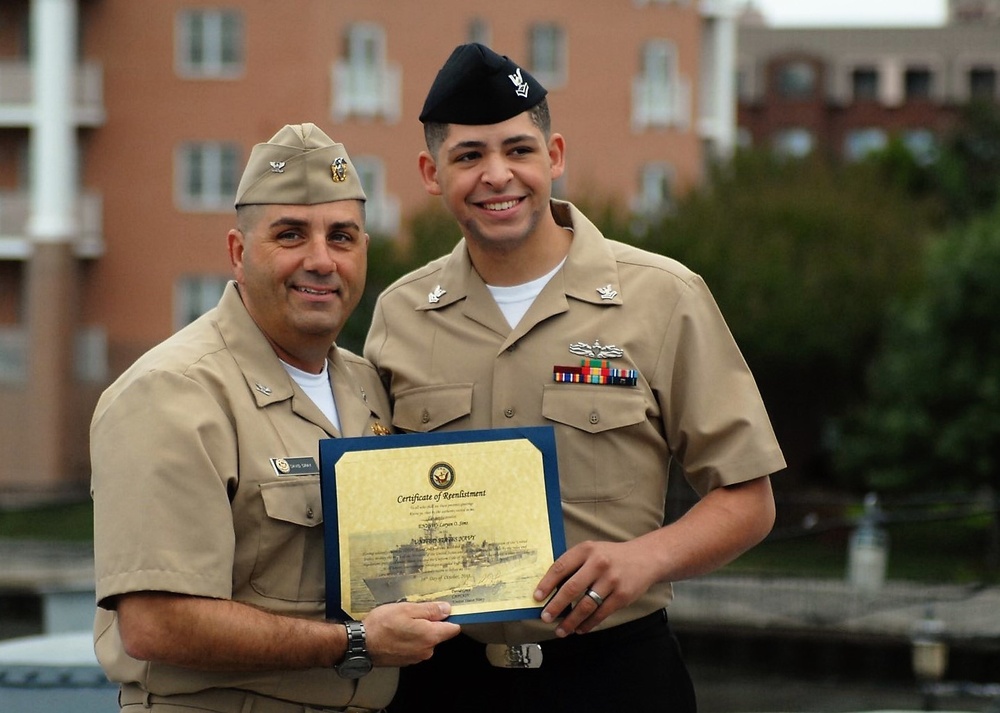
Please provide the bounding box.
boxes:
[736,0,1000,161]
[0,0,738,497]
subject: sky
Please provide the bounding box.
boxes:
[745,0,949,27]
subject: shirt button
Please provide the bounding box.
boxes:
[421,409,430,424]
[504,408,515,418]
[589,412,600,424]
[306,507,315,519]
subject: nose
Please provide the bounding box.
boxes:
[481,153,512,188]
[302,235,336,274]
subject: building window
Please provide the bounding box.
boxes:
[777,61,816,99]
[75,327,108,383]
[468,18,491,46]
[772,128,814,158]
[176,142,241,211]
[633,163,674,217]
[844,128,888,161]
[529,24,567,89]
[332,23,400,122]
[175,275,228,329]
[176,9,244,78]
[632,40,690,130]
[851,67,879,102]
[902,129,938,165]
[352,156,399,238]
[969,66,997,101]
[904,67,933,100]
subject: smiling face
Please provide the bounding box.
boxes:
[419,111,566,263]
[227,200,369,372]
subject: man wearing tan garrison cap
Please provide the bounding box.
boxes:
[91,123,459,713]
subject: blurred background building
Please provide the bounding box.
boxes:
[0,0,740,498]
[737,0,1000,162]
[1,0,998,500]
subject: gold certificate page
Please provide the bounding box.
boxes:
[335,438,554,620]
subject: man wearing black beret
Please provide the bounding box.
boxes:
[366,43,784,712]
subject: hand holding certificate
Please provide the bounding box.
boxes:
[320,427,565,624]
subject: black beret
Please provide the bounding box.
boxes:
[419,43,547,125]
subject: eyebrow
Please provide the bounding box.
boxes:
[268,216,361,232]
[447,134,539,154]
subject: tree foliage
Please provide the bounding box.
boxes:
[637,151,929,389]
[834,207,1000,494]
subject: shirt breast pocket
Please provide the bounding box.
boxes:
[392,383,474,432]
[542,385,650,503]
[252,478,325,602]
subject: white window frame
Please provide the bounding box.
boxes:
[176,9,244,79]
[632,40,690,131]
[331,23,400,122]
[529,23,567,89]
[174,274,229,330]
[632,163,675,217]
[352,156,400,238]
[175,141,241,212]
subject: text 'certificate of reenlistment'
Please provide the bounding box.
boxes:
[319,427,565,624]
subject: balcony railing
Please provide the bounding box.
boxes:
[0,191,104,259]
[0,60,105,127]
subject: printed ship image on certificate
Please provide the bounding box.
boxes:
[360,509,539,606]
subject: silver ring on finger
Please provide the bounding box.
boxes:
[584,588,605,607]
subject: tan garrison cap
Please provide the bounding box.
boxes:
[234,123,366,207]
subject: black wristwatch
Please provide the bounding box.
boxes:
[336,620,373,679]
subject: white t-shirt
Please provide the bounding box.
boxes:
[280,359,342,433]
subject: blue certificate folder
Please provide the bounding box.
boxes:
[319,426,566,624]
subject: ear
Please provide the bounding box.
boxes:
[418,151,443,196]
[227,228,246,283]
[547,133,566,181]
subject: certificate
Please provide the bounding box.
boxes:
[319,427,565,624]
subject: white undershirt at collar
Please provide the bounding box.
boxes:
[280,359,342,433]
[486,256,567,328]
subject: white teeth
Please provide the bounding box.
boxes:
[484,199,518,211]
[298,287,331,295]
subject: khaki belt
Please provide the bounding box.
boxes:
[118,684,380,713]
[483,608,668,669]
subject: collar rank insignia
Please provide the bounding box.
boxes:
[508,67,530,98]
[269,161,285,173]
[597,285,618,300]
[428,285,447,304]
[371,422,391,436]
[569,340,624,360]
[255,382,272,396]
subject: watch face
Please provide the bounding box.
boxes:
[337,655,373,679]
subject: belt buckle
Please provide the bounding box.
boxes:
[485,643,543,669]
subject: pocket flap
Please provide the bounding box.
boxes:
[542,385,648,434]
[259,478,323,528]
[392,383,474,432]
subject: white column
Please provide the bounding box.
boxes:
[24,0,80,492]
[28,0,78,243]
[699,0,738,161]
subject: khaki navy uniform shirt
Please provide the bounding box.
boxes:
[365,200,785,645]
[91,281,395,710]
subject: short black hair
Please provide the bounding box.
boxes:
[423,98,552,157]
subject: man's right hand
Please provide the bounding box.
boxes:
[363,601,460,667]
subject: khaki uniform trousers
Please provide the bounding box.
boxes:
[118,684,382,713]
